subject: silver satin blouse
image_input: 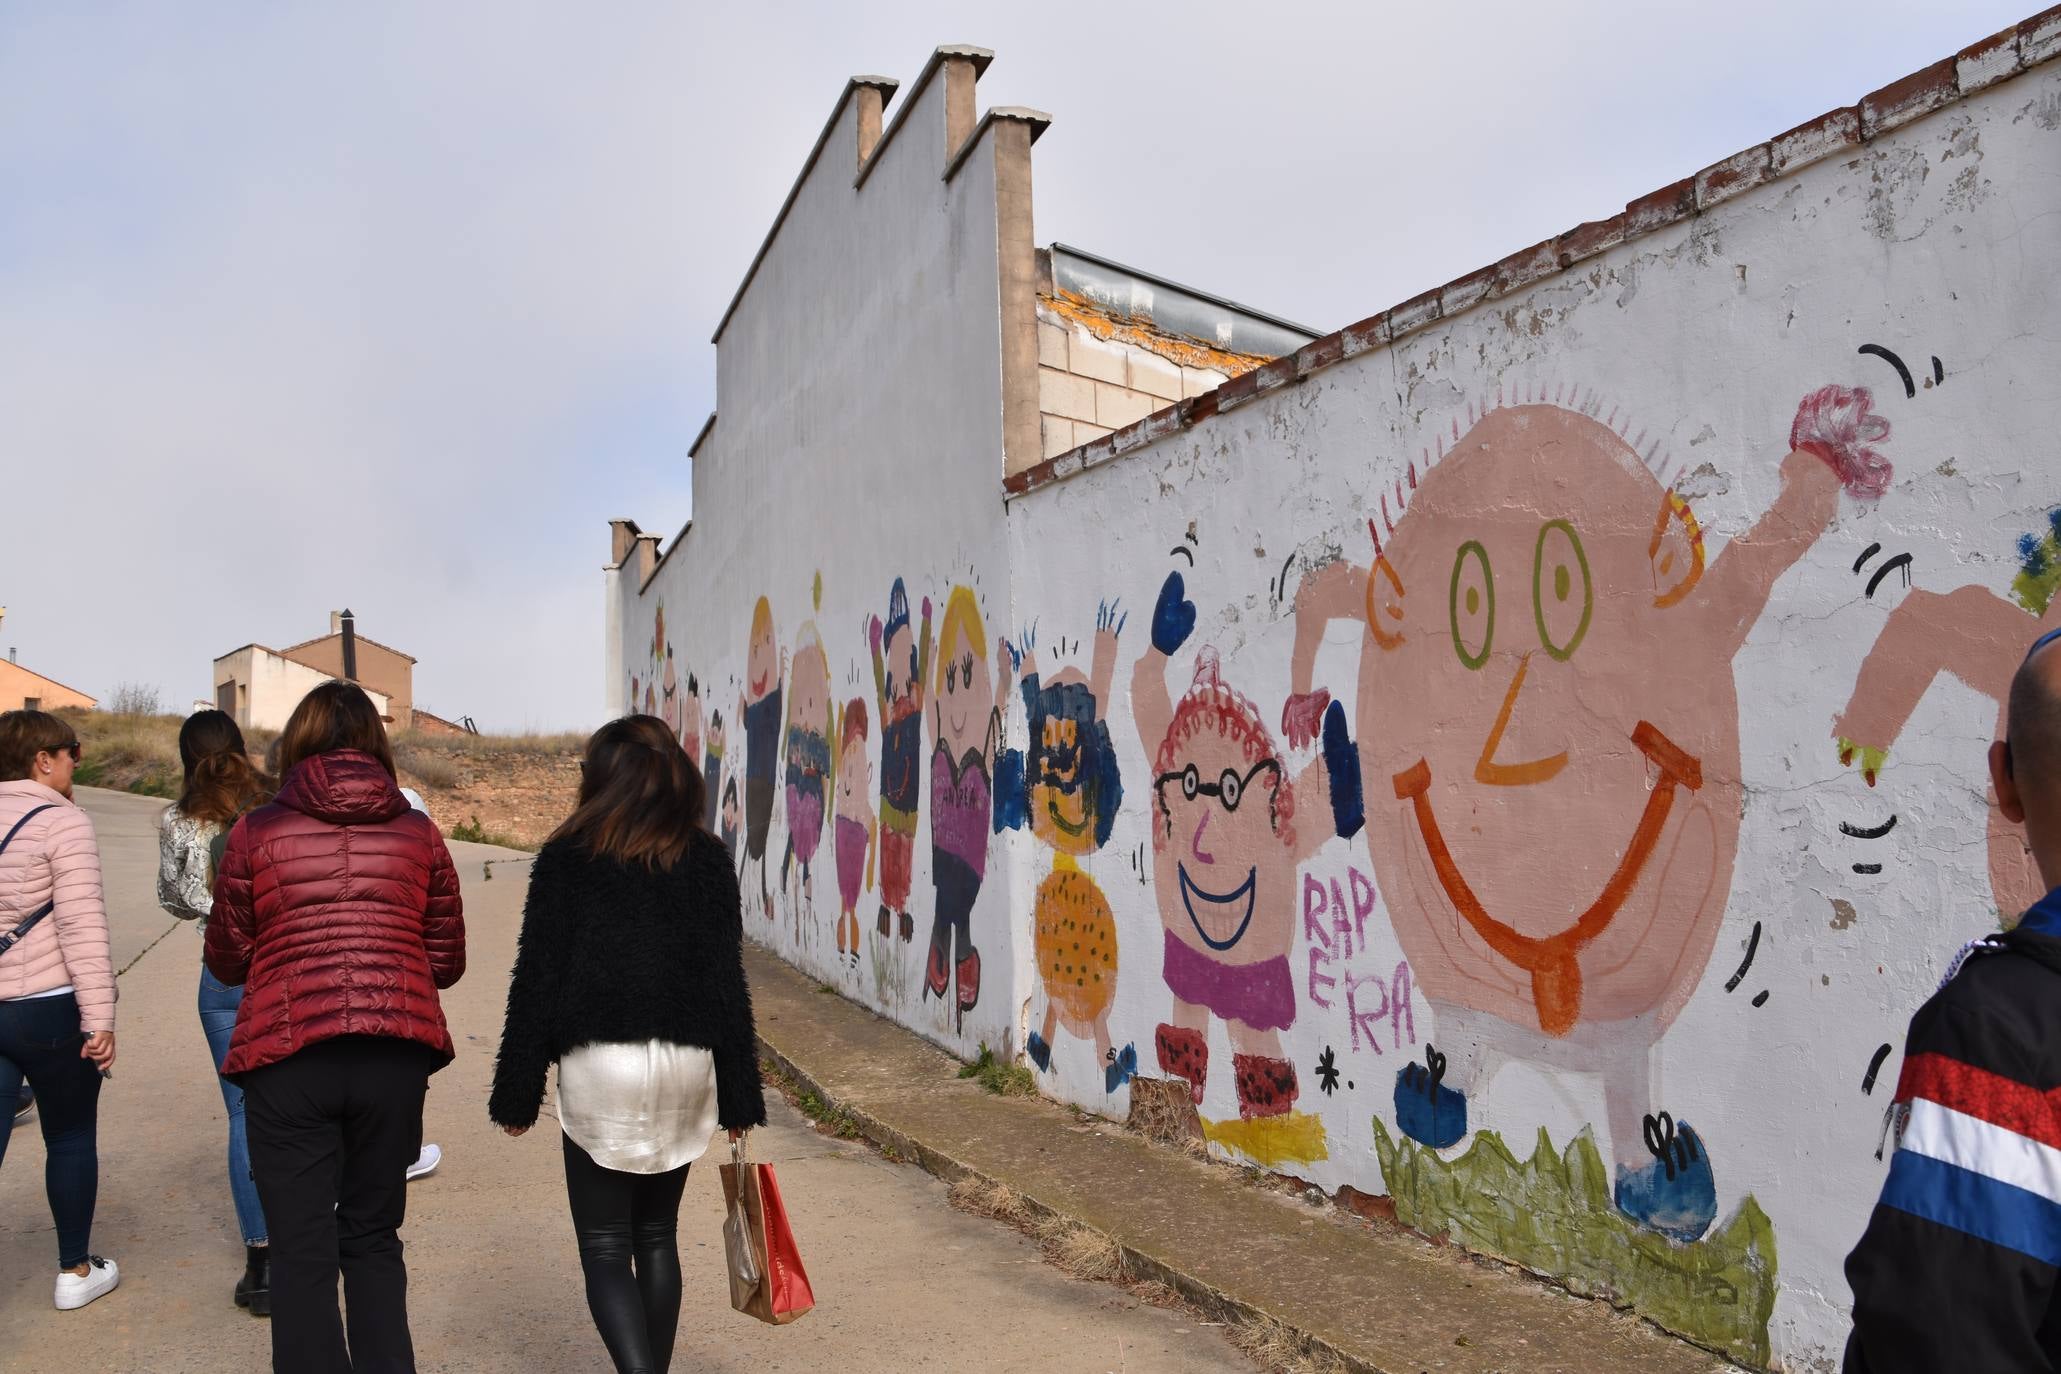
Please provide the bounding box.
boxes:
[555,1040,717,1174]
[157,808,222,931]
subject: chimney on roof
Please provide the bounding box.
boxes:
[330,610,343,635]
[6,649,14,666]
[341,609,358,682]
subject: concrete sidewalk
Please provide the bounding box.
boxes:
[746,945,1740,1374]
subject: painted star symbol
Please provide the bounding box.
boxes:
[1315,1047,1341,1096]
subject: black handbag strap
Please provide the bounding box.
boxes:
[0,804,62,956]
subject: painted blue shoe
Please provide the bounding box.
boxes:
[1105,1043,1138,1093]
[1026,1032,1052,1072]
[1394,1047,1466,1149]
[1614,1113,1717,1243]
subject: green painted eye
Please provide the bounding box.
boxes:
[1449,541,1494,670]
[1533,520,1593,661]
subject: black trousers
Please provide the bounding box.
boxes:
[242,1036,435,1374]
[563,1133,690,1374]
[0,992,102,1268]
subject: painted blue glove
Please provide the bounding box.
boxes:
[1323,699,1364,839]
[1152,571,1197,656]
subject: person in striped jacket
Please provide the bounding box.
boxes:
[1845,626,2061,1372]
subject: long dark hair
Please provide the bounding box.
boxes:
[276,680,396,779]
[177,709,270,825]
[549,714,706,867]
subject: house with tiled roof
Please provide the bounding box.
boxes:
[211,610,409,732]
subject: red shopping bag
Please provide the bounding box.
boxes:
[719,1135,815,1324]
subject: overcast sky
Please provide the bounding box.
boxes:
[0,1,2033,730]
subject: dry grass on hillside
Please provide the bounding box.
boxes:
[60,709,579,849]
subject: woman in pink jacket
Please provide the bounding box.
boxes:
[0,710,118,1311]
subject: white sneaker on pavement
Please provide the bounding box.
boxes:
[406,1143,442,1181]
[54,1255,118,1310]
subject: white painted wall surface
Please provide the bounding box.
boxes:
[613,65,1028,1060]
[1003,69,2061,1369]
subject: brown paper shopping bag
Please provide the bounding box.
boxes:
[719,1134,815,1325]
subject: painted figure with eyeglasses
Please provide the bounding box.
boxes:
[1132,571,1341,1121]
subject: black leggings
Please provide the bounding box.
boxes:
[562,1134,690,1374]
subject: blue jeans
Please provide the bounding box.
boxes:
[199,966,268,1245]
[0,991,103,1268]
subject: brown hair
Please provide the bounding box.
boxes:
[275,680,396,780]
[0,710,78,782]
[176,709,272,825]
[549,714,706,868]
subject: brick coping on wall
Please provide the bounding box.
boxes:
[1000,8,2061,502]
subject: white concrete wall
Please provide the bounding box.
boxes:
[613,59,1031,1059]
[1003,64,2061,1370]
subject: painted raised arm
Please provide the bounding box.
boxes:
[1285,557,1366,748]
[1703,386,1894,654]
[1835,584,2039,779]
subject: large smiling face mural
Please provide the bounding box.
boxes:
[1365,404,1728,1038]
[1290,385,1891,1239]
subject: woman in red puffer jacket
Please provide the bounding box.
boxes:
[205,680,465,1374]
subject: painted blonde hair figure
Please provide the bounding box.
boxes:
[737,597,784,920]
[925,586,1007,1028]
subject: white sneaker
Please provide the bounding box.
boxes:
[406,1143,442,1181]
[53,1255,118,1310]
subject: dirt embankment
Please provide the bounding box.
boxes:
[63,711,580,850]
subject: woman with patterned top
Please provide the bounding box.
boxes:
[158,709,274,1316]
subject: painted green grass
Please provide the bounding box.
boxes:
[1372,1119,1777,1367]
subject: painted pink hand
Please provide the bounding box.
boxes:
[1282,690,1332,749]
[869,616,883,653]
[1790,384,1892,500]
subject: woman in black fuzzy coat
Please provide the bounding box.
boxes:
[490,714,766,1374]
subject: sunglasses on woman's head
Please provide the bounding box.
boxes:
[47,742,81,762]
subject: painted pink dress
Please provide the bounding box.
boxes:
[784,729,829,871]
[835,815,868,913]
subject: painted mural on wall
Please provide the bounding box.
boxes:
[782,582,834,943]
[869,581,927,948]
[650,571,1020,1036]
[739,597,784,921]
[1833,508,2061,923]
[610,63,2059,1370]
[831,696,877,966]
[924,587,1003,1029]
[1134,569,1347,1165]
[1011,602,1136,1092]
[1286,383,1891,1245]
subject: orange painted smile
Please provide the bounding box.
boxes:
[1392,721,1703,1036]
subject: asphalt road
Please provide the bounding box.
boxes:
[0,786,1251,1373]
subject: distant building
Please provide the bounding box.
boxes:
[0,608,97,713]
[212,610,410,733]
